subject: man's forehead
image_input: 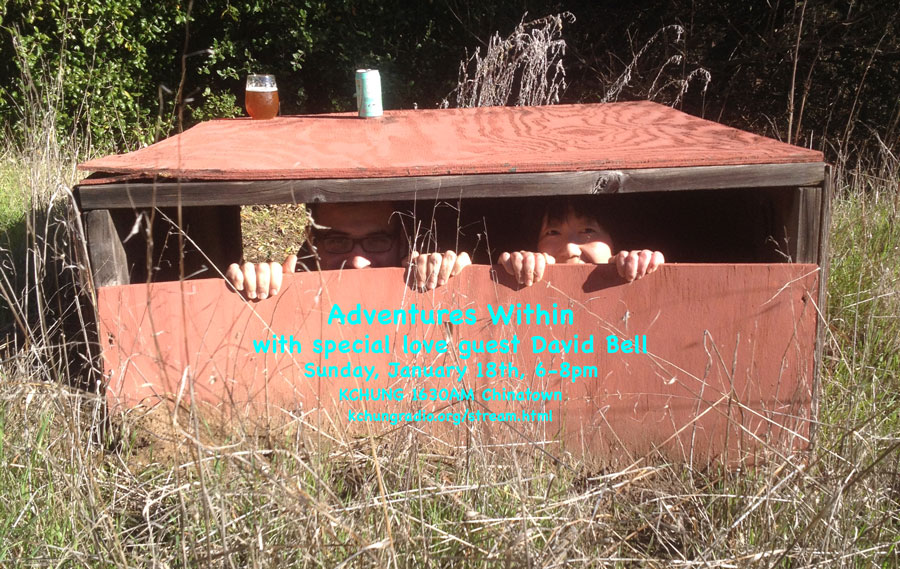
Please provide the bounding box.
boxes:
[312,202,398,232]
[316,228,392,237]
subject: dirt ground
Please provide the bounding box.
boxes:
[114,400,309,469]
[239,204,309,263]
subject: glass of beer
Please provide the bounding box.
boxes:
[245,74,279,120]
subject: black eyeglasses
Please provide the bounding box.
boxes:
[313,231,396,255]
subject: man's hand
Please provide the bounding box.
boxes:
[225,255,297,300]
[407,250,471,291]
[613,250,665,282]
[498,251,555,287]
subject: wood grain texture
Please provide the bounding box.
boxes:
[76,163,825,209]
[787,187,823,263]
[97,263,819,465]
[810,168,834,446]
[77,102,824,183]
[84,210,128,287]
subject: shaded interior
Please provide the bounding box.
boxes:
[100,187,805,284]
[412,188,798,265]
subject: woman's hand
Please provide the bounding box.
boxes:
[612,250,665,282]
[497,251,555,287]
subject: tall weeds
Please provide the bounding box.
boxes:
[0,35,99,390]
[1,17,900,569]
[443,13,574,108]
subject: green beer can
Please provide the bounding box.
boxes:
[355,69,383,118]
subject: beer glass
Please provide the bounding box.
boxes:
[245,74,279,120]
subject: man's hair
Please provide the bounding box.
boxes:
[306,201,401,234]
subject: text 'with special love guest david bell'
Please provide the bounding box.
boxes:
[251,302,650,424]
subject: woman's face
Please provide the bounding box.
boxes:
[537,210,613,264]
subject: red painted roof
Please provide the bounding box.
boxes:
[78,102,823,181]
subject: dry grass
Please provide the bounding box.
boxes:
[2,19,900,566]
[598,25,711,106]
[1,147,899,566]
[442,13,574,109]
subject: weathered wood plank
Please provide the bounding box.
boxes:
[810,166,834,447]
[76,163,825,209]
[615,162,824,194]
[84,209,129,287]
[787,186,823,263]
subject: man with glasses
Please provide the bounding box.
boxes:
[226,201,470,300]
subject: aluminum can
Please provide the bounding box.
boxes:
[355,69,383,118]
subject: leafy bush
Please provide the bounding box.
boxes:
[2,1,898,157]
[1,0,182,149]
[0,0,472,149]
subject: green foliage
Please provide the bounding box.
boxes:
[0,0,480,150]
[188,87,240,122]
[0,1,897,163]
[825,168,900,427]
[0,0,182,149]
[182,0,466,115]
[0,156,28,234]
[565,0,900,151]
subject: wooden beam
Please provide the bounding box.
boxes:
[617,162,824,194]
[76,162,826,209]
[786,186,823,263]
[809,166,833,449]
[84,209,129,287]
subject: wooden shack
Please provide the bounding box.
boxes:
[75,102,829,465]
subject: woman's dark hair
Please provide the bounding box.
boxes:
[520,196,609,249]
